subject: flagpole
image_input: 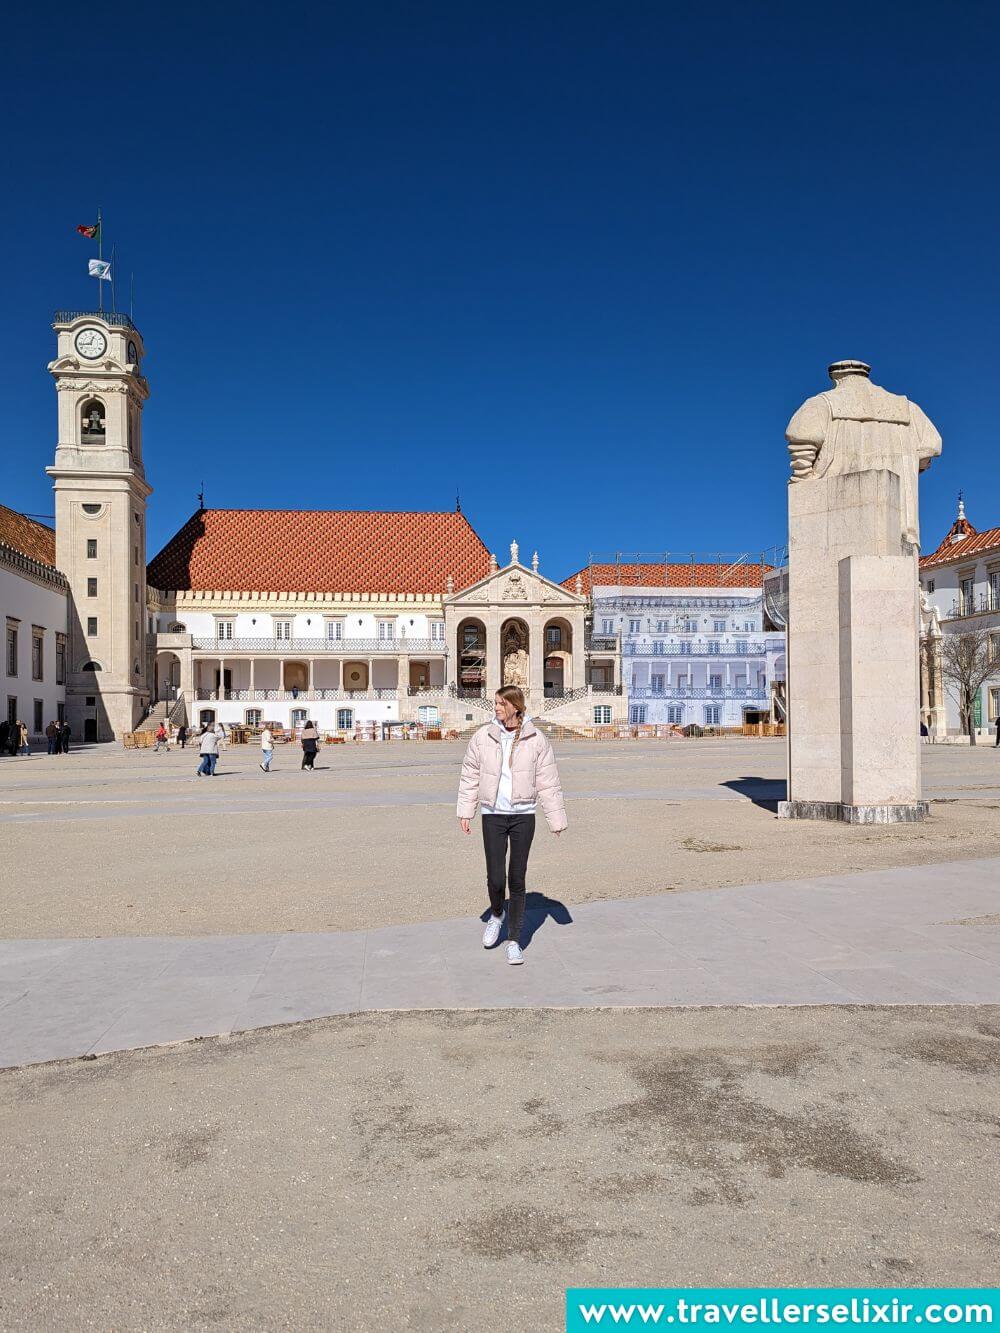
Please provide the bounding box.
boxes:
[109,244,117,314]
[97,207,103,313]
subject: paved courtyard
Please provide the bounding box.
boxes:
[1,738,999,1328]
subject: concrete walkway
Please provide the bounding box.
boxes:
[2,856,999,1068]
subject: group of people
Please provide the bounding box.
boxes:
[0,718,72,757]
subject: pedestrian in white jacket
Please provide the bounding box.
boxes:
[260,726,274,773]
[457,685,566,965]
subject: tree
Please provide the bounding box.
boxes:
[939,627,998,745]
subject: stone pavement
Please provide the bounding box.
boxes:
[2,855,998,1068]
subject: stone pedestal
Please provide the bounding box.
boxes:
[778,468,925,823]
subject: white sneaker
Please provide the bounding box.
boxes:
[505,941,524,965]
[482,914,503,948]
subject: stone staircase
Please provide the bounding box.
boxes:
[134,694,187,734]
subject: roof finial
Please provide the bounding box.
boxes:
[575,572,583,595]
[455,490,461,514]
[957,489,966,521]
[531,550,539,573]
[446,572,454,594]
[198,482,205,511]
[489,552,498,573]
[510,539,519,565]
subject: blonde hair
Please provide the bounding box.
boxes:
[495,685,526,765]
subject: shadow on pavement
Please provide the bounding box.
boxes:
[480,892,574,949]
[722,776,787,812]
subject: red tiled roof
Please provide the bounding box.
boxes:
[562,562,769,595]
[147,509,491,594]
[920,527,1000,569]
[0,503,56,567]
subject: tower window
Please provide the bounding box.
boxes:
[80,399,106,443]
[86,539,97,558]
[87,617,98,636]
[87,578,97,597]
[82,504,101,515]
[81,661,102,672]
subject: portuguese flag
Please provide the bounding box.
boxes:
[76,220,101,240]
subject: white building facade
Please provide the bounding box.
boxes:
[0,508,68,742]
[566,563,785,730]
[919,501,1000,738]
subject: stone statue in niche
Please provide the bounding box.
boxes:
[785,360,941,549]
[502,624,529,687]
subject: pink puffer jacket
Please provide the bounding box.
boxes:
[456,717,567,832]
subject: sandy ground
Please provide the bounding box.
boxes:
[1,1005,998,1330]
[2,740,999,938]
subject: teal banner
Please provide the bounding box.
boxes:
[566,1290,998,1333]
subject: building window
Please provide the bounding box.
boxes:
[713,620,726,633]
[628,619,641,634]
[87,617,98,636]
[6,624,18,676]
[31,631,43,681]
[679,640,692,655]
[33,699,43,733]
[430,620,445,642]
[377,620,395,641]
[990,570,1000,612]
[82,503,101,515]
[629,705,647,725]
[6,696,15,726]
[685,619,698,633]
[245,708,263,727]
[336,708,354,731]
[168,622,187,633]
[667,706,683,724]
[601,619,614,635]
[57,701,65,723]
[86,539,97,558]
[274,620,292,641]
[87,578,97,597]
[710,674,723,689]
[593,705,612,725]
[546,625,562,649]
[652,641,665,655]
[651,674,665,693]
[81,661,102,672]
[992,687,1000,721]
[216,620,234,642]
[926,579,935,594]
[960,576,975,615]
[707,641,720,655]
[325,619,344,642]
[418,705,440,727]
[656,620,668,633]
[56,637,66,685]
[735,640,748,654]
[134,545,139,566]
[705,705,722,726]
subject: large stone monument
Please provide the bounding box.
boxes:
[779,360,942,823]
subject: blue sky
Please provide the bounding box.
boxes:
[5,1,995,577]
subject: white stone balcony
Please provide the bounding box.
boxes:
[191,637,445,654]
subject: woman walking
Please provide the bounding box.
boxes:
[196,723,219,777]
[300,719,319,770]
[260,724,274,772]
[457,685,566,964]
[16,721,30,756]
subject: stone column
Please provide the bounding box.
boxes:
[486,617,501,694]
[397,654,408,697]
[336,659,343,691]
[249,658,255,695]
[279,658,285,696]
[218,658,226,701]
[308,658,314,693]
[367,658,373,695]
[781,470,922,821]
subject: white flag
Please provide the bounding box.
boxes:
[88,258,111,281]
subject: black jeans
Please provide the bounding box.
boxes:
[482,814,535,945]
[301,749,317,769]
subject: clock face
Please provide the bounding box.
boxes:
[75,328,107,360]
[127,340,138,364]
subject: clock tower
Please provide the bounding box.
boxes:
[46,311,152,741]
